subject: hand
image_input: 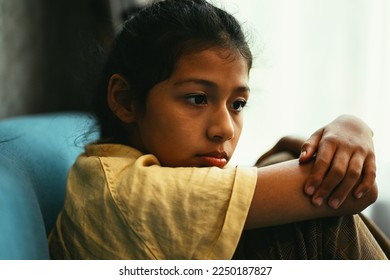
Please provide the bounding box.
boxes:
[299,115,376,209]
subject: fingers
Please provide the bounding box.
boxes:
[353,154,376,198]
[299,128,323,163]
[317,153,363,209]
[304,138,336,196]
[309,152,376,209]
[302,115,376,209]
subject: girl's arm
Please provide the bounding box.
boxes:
[244,159,378,229]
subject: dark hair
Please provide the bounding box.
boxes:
[94,0,252,143]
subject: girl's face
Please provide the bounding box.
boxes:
[135,47,250,168]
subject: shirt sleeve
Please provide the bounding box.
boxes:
[100,154,257,260]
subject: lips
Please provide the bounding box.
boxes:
[197,151,229,168]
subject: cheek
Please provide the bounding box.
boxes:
[234,115,244,136]
[232,116,244,145]
[140,112,195,151]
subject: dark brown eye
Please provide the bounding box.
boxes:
[231,100,247,112]
[186,94,208,105]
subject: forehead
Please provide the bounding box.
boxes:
[170,47,250,81]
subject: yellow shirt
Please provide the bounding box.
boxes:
[49,144,257,259]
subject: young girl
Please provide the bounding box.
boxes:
[49,0,386,259]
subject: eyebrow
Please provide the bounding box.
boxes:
[174,78,250,94]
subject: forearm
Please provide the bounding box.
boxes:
[245,159,378,229]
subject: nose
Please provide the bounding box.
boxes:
[207,107,235,142]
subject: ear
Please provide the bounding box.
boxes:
[107,74,137,123]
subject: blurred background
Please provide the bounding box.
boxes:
[0,0,388,236]
[221,0,390,238]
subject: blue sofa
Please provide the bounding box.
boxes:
[0,113,98,259]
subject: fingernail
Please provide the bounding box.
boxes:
[313,197,323,207]
[300,150,307,157]
[306,185,315,195]
[356,192,363,199]
[329,198,340,209]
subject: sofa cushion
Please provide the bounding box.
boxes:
[0,112,98,259]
